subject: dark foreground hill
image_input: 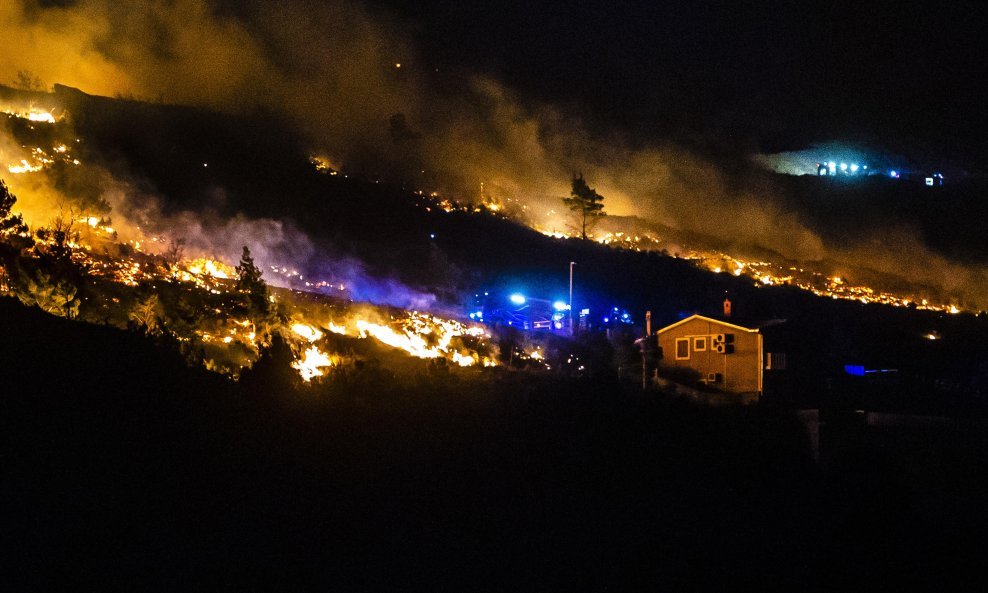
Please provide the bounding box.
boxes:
[3,296,987,591]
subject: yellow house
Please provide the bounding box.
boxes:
[656,314,763,395]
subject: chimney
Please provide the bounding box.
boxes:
[646,310,652,335]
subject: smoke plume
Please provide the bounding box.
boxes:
[1,0,985,309]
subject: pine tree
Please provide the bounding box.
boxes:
[562,174,606,240]
[235,246,269,314]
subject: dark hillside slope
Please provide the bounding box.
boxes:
[3,297,986,589]
[0,295,823,589]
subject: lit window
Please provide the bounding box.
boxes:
[693,337,707,352]
[675,338,690,360]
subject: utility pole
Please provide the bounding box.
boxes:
[643,311,652,390]
[569,261,576,335]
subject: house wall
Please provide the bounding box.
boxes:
[657,317,763,394]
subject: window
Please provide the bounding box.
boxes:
[693,337,707,352]
[766,352,787,370]
[675,338,690,360]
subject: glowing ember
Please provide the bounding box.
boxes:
[291,323,324,342]
[7,160,42,174]
[357,320,440,359]
[292,346,334,381]
[4,142,80,176]
[1,106,58,123]
[26,110,56,123]
[351,313,488,364]
[184,257,234,279]
[451,351,477,366]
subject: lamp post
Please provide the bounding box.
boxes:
[569,261,576,335]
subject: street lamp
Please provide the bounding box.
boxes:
[569,261,576,335]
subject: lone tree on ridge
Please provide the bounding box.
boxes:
[563,173,606,240]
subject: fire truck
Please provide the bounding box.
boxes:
[468,292,568,332]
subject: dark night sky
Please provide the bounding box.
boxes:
[375,0,985,164]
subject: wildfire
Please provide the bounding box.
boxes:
[78,216,116,238]
[350,313,488,366]
[5,144,81,175]
[1,105,59,124]
[7,160,43,174]
[292,345,335,381]
[533,223,970,314]
[185,257,233,279]
[309,155,338,175]
[291,322,324,342]
[0,105,506,385]
[356,319,441,359]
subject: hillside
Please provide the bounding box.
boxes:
[4,85,987,406]
[5,296,988,590]
[2,84,988,591]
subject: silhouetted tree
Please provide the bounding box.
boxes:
[14,70,45,91]
[236,246,269,315]
[162,238,186,270]
[129,293,162,335]
[0,179,28,237]
[239,333,299,393]
[563,174,606,240]
[11,261,80,318]
[35,212,77,264]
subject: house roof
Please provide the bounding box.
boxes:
[656,314,760,335]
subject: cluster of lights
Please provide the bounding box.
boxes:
[818,161,869,176]
[602,306,633,325]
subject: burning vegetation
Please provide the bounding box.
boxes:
[413,187,974,315]
[0,84,980,392]
[0,191,498,381]
[0,106,499,383]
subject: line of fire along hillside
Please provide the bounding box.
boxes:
[3,219,501,380]
[3,99,974,318]
[393,173,973,316]
[1,107,503,381]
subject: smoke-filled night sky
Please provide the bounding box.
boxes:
[1,0,985,307]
